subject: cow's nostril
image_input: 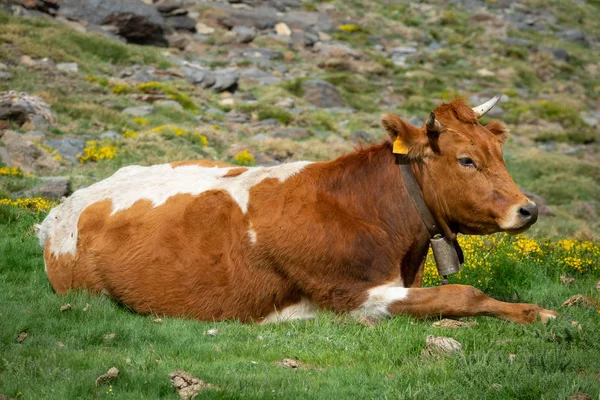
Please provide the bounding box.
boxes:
[518,203,538,225]
[519,207,531,217]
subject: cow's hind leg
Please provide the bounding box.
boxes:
[360,284,557,324]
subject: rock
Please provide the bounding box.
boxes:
[100,131,121,141]
[259,118,280,127]
[285,10,330,31]
[273,127,310,140]
[275,22,291,36]
[0,71,11,81]
[155,99,183,110]
[301,80,345,108]
[562,294,593,308]
[251,133,269,142]
[57,0,167,46]
[155,0,196,13]
[0,91,56,129]
[95,367,119,386]
[560,29,589,46]
[234,48,283,63]
[275,98,295,108]
[205,328,220,336]
[239,68,280,85]
[217,6,277,30]
[519,188,555,216]
[165,15,196,31]
[122,105,155,117]
[44,137,85,164]
[226,111,249,123]
[431,319,476,329]
[166,32,191,50]
[56,62,78,73]
[314,42,362,60]
[195,22,214,34]
[16,332,28,343]
[540,47,569,62]
[169,370,215,399]
[60,303,71,311]
[581,114,598,128]
[23,176,70,199]
[22,130,45,142]
[181,66,238,92]
[0,130,60,174]
[560,275,575,285]
[212,70,239,93]
[421,335,462,358]
[232,25,256,44]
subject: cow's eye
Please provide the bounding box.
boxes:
[458,157,477,168]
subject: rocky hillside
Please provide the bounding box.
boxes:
[0,0,599,238]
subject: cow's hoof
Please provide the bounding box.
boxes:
[539,309,559,324]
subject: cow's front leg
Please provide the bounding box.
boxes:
[353,283,558,324]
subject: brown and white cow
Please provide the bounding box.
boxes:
[37,96,558,325]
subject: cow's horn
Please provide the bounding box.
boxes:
[426,112,441,132]
[472,94,502,118]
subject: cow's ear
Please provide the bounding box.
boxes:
[485,120,508,145]
[381,114,431,158]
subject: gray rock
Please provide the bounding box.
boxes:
[0,130,60,174]
[165,15,196,31]
[122,105,155,117]
[22,130,45,142]
[154,99,184,110]
[56,62,78,72]
[390,46,418,55]
[275,98,295,108]
[259,118,280,127]
[0,71,12,80]
[0,91,56,129]
[218,6,277,30]
[581,115,598,128]
[100,131,121,140]
[301,80,345,108]
[166,31,191,49]
[251,133,270,142]
[560,29,589,46]
[540,47,569,62]
[273,127,310,140]
[232,26,256,43]
[57,0,167,46]
[181,66,237,92]
[314,42,362,60]
[212,70,239,93]
[44,137,85,164]
[235,48,283,62]
[23,176,70,200]
[285,10,330,31]
[226,111,250,123]
[155,0,196,14]
[239,67,280,85]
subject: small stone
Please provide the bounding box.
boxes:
[122,106,155,117]
[56,62,78,73]
[560,275,575,285]
[232,26,256,44]
[275,98,295,108]
[562,294,593,308]
[17,332,28,343]
[100,131,121,141]
[95,367,119,386]
[251,133,269,142]
[153,318,163,324]
[508,353,517,361]
[431,319,476,329]
[275,22,292,36]
[195,23,214,34]
[205,328,220,336]
[219,98,235,106]
[83,303,91,312]
[421,335,462,358]
[60,303,71,312]
[57,342,64,348]
[20,55,36,66]
[477,68,495,77]
[104,333,116,341]
[301,80,345,108]
[0,71,12,81]
[257,335,264,340]
[318,31,331,41]
[169,370,215,399]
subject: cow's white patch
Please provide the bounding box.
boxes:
[351,282,409,318]
[248,229,257,245]
[38,161,312,256]
[262,297,318,323]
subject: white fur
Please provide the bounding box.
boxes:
[262,297,319,323]
[248,229,257,245]
[351,283,409,318]
[38,162,311,256]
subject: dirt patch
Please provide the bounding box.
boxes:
[16,332,28,343]
[560,275,575,285]
[169,370,216,400]
[95,367,119,385]
[431,319,477,329]
[569,392,592,400]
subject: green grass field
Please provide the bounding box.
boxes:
[1,204,599,399]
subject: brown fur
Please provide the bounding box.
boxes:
[43,101,556,324]
[223,168,248,177]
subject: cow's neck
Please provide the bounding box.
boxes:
[317,143,432,287]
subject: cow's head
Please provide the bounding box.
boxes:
[382,95,537,236]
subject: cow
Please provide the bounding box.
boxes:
[37,95,558,325]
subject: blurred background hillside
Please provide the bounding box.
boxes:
[0,0,598,238]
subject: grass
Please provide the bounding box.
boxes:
[1,202,599,399]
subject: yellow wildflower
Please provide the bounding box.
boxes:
[0,167,23,176]
[78,140,118,163]
[0,197,56,212]
[233,149,256,166]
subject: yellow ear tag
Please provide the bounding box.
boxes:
[393,137,409,155]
